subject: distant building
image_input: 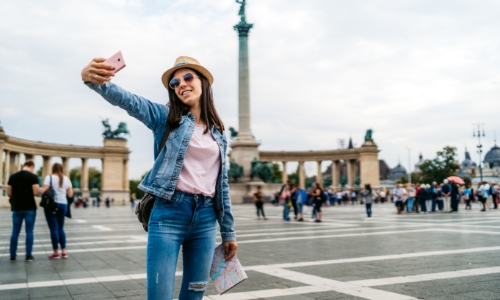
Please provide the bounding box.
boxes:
[414,153,424,173]
[390,163,408,181]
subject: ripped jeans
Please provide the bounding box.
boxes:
[147,191,217,300]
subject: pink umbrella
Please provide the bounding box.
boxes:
[447,176,465,185]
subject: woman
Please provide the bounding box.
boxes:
[42,163,73,259]
[360,184,373,217]
[477,182,487,212]
[407,184,416,213]
[379,188,387,204]
[280,185,292,221]
[463,184,472,210]
[312,183,324,222]
[416,184,427,213]
[81,56,237,300]
[424,184,433,213]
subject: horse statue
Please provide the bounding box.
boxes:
[102,119,113,138]
[113,122,130,138]
[229,127,239,140]
[102,119,130,139]
[364,129,373,142]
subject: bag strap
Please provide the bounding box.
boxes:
[49,175,53,188]
[156,122,172,159]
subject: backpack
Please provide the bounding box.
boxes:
[40,175,57,212]
[320,191,328,202]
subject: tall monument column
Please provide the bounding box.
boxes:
[231,0,260,179]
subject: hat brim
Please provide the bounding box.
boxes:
[161,64,214,90]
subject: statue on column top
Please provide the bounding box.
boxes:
[236,0,246,23]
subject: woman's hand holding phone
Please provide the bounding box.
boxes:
[81,58,116,85]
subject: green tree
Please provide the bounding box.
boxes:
[419,146,460,184]
[272,163,282,183]
[129,172,148,199]
[288,173,298,185]
[397,176,409,184]
[69,167,101,189]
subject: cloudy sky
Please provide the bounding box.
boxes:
[1,0,500,178]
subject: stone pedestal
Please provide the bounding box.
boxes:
[101,138,130,199]
[230,140,260,180]
[359,140,380,188]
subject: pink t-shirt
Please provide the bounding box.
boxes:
[176,124,221,197]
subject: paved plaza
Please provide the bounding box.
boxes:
[1,203,500,300]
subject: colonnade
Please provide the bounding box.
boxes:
[0,125,130,199]
[259,140,380,189]
[278,159,359,189]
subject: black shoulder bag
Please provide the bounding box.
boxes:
[135,124,172,232]
[40,175,57,212]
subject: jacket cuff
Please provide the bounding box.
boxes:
[221,232,236,242]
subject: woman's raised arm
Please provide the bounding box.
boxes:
[81,58,168,133]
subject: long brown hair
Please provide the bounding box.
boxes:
[52,163,64,188]
[167,69,224,134]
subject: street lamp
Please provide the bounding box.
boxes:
[473,123,485,182]
[405,147,412,184]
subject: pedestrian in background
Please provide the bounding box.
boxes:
[294,185,307,221]
[252,186,267,220]
[442,179,451,212]
[8,160,40,261]
[312,183,324,222]
[393,184,404,214]
[280,185,292,221]
[406,184,416,213]
[379,188,387,204]
[463,184,472,210]
[361,184,373,217]
[492,183,498,209]
[450,180,459,212]
[42,163,73,259]
[130,193,137,209]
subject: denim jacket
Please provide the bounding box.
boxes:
[85,82,236,242]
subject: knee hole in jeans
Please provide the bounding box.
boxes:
[188,281,207,292]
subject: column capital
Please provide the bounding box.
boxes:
[234,22,253,37]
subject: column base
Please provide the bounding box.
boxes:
[230,138,261,181]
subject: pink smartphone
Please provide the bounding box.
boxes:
[103,51,126,72]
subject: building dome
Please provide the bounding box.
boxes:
[456,168,471,179]
[461,148,476,169]
[484,144,500,168]
[390,163,408,181]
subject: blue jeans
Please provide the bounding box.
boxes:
[365,203,372,217]
[44,203,68,250]
[297,202,303,214]
[147,191,217,300]
[10,210,37,257]
[283,203,290,221]
[437,199,444,211]
[407,198,414,212]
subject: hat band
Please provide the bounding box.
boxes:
[175,62,189,67]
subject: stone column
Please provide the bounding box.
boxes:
[10,152,17,174]
[62,157,70,177]
[298,161,306,189]
[101,158,106,191]
[317,161,323,187]
[25,154,34,161]
[81,158,89,191]
[4,151,10,184]
[346,159,354,188]
[234,21,254,141]
[230,18,260,180]
[281,161,288,183]
[0,149,4,186]
[15,153,21,172]
[42,156,51,179]
[123,159,129,190]
[332,160,340,189]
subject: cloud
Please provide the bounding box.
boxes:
[1,0,499,178]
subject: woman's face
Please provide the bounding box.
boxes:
[172,68,203,107]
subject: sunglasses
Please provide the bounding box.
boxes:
[169,72,199,89]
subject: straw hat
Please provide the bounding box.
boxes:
[161,56,213,90]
